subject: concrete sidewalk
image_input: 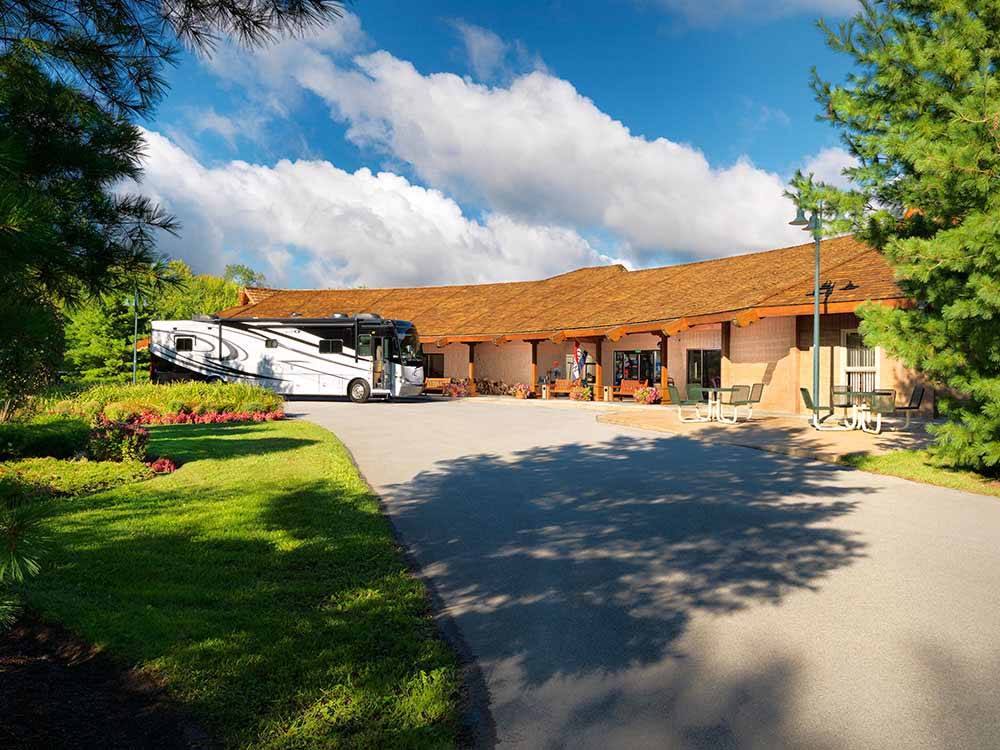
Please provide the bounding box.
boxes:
[446,395,932,463]
[596,409,931,462]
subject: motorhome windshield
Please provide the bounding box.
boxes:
[397,326,423,364]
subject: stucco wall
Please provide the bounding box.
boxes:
[726,316,798,413]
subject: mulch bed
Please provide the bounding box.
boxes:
[0,614,213,749]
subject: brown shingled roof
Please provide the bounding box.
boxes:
[218,236,905,338]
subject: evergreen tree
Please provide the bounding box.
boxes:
[64,295,140,382]
[809,0,1000,472]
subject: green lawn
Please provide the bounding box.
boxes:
[26,420,458,748]
[840,449,1000,499]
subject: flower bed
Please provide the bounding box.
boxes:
[129,410,285,426]
[633,386,661,405]
[50,382,284,422]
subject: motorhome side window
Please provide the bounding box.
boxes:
[357,333,372,357]
[305,326,355,350]
[175,336,193,352]
[319,339,343,354]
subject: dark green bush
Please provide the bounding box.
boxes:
[0,415,90,460]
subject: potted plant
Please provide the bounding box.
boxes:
[569,384,593,401]
[514,383,534,399]
[633,386,661,405]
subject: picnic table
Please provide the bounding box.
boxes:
[701,386,737,422]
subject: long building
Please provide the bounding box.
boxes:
[218,235,933,415]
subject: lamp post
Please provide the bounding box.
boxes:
[131,286,140,385]
[789,201,824,422]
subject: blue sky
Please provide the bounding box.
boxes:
[139,0,859,289]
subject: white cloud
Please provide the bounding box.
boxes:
[136,129,616,288]
[801,146,856,189]
[651,0,857,25]
[449,20,547,82]
[452,21,508,81]
[273,50,810,258]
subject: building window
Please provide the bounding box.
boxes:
[842,329,878,392]
[175,336,193,352]
[265,338,278,349]
[423,353,445,378]
[319,339,343,354]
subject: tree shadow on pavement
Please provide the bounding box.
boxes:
[384,433,868,693]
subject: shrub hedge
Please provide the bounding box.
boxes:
[0,415,90,460]
[50,382,284,421]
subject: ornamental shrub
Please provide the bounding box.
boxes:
[147,457,177,474]
[87,419,149,462]
[569,384,593,401]
[443,380,470,398]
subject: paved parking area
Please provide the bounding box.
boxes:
[294,398,1000,750]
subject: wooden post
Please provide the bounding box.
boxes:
[658,333,670,401]
[594,338,603,400]
[530,340,539,393]
[467,342,476,395]
[721,321,732,387]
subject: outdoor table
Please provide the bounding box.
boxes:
[843,390,880,430]
[701,386,737,422]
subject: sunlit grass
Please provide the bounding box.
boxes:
[840,449,1000,499]
[27,420,458,748]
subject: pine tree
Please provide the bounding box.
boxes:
[811,0,1000,472]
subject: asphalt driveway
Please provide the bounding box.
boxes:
[294,398,1000,750]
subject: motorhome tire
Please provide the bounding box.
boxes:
[348,379,371,403]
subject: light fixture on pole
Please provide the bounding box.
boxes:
[789,201,824,423]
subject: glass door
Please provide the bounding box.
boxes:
[686,349,722,395]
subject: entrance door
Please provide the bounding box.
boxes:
[686,349,722,393]
[373,335,394,391]
[614,350,661,386]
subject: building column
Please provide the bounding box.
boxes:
[530,340,539,391]
[594,338,604,400]
[658,333,670,401]
[720,321,732,387]
[467,342,477,395]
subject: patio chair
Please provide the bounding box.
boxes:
[746,383,764,418]
[719,384,752,424]
[895,384,925,428]
[800,388,851,431]
[686,383,705,402]
[668,384,709,423]
[862,390,896,435]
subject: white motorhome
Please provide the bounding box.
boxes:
[149,313,425,402]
